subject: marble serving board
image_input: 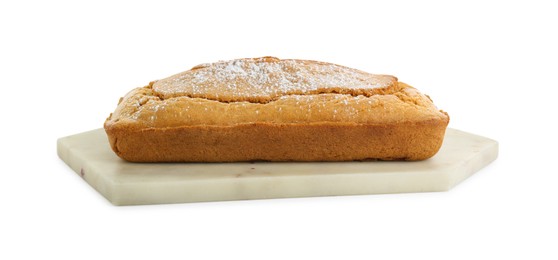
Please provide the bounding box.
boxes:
[57,128,498,206]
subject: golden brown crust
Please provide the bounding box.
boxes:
[106,121,447,162]
[104,57,449,162]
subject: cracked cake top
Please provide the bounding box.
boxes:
[105,57,448,129]
[153,56,398,103]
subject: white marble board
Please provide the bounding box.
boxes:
[57,128,498,206]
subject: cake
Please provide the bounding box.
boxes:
[104,56,449,162]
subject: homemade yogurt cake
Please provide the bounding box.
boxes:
[104,57,449,162]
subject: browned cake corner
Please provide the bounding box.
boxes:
[104,56,449,162]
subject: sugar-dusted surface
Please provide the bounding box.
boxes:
[105,57,448,128]
[57,128,498,205]
[153,56,398,103]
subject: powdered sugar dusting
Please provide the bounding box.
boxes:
[152,57,397,103]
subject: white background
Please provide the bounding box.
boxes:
[1,0,557,259]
